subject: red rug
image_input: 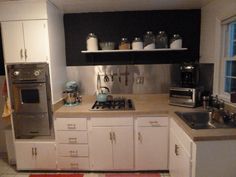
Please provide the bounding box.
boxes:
[106,173,161,177]
[29,174,84,177]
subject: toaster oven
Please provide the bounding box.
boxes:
[169,87,202,107]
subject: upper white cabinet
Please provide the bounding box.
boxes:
[1,20,49,63]
[88,117,134,170]
[135,117,169,170]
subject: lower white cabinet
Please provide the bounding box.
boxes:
[15,141,56,170]
[88,117,134,170]
[135,117,169,170]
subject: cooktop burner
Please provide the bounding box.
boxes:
[90,98,135,111]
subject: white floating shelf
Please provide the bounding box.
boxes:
[81,48,188,53]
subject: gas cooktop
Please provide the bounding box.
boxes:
[90,98,135,111]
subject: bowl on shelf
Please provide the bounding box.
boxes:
[99,42,115,50]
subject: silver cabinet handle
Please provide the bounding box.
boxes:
[68,138,77,144]
[25,49,27,59]
[69,150,78,157]
[20,49,24,59]
[67,124,76,130]
[109,132,113,143]
[149,121,160,126]
[138,132,142,143]
[35,147,37,156]
[32,147,34,156]
[112,132,116,144]
[175,144,180,156]
[70,163,79,168]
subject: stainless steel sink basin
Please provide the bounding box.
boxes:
[175,111,236,129]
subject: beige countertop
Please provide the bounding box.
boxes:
[55,94,236,141]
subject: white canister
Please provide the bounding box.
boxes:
[170,34,182,49]
[86,33,98,51]
[132,37,143,50]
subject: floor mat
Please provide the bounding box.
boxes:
[29,174,84,177]
[106,173,161,177]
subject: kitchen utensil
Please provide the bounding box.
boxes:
[87,33,98,51]
[111,70,114,82]
[117,68,121,83]
[99,42,115,50]
[97,73,101,90]
[125,65,128,86]
[96,87,110,102]
[104,70,109,82]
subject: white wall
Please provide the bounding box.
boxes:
[200,0,236,95]
[0,76,10,153]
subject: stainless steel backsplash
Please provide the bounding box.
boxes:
[66,64,171,95]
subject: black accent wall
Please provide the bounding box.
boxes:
[64,10,201,66]
[0,29,5,75]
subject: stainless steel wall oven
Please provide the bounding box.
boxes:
[7,63,52,139]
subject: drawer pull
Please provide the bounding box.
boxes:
[149,121,160,126]
[109,132,113,142]
[68,138,77,144]
[112,132,116,144]
[70,163,79,168]
[67,124,76,129]
[69,150,78,157]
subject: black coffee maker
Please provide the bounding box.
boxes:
[180,63,199,88]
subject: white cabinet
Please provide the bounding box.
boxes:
[1,20,49,63]
[55,118,90,170]
[169,118,193,177]
[14,141,56,170]
[135,117,169,170]
[88,117,134,170]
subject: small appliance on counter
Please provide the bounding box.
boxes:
[169,63,203,108]
[169,87,202,108]
[63,81,81,106]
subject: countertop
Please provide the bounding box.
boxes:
[55,94,236,141]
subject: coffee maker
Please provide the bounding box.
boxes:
[180,63,199,88]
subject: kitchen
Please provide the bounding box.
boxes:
[0,0,236,177]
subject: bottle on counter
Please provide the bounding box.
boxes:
[132,37,143,50]
[170,34,182,49]
[143,31,155,50]
[86,33,98,51]
[155,31,168,48]
[119,38,131,50]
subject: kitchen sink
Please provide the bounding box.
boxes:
[175,111,236,129]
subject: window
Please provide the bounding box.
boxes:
[220,18,236,100]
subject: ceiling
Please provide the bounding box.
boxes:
[0,0,216,13]
[48,0,215,13]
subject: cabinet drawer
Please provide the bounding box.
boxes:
[55,118,87,130]
[57,131,88,144]
[90,117,133,127]
[170,118,192,155]
[57,144,88,157]
[57,157,89,170]
[136,117,169,127]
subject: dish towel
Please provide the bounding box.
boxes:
[2,79,11,120]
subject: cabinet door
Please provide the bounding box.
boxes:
[15,142,35,170]
[89,127,113,170]
[169,129,192,177]
[1,21,25,63]
[23,20,49,62]
[35,142,56,170]
[112,126,134,170]
[135,126,168,170]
